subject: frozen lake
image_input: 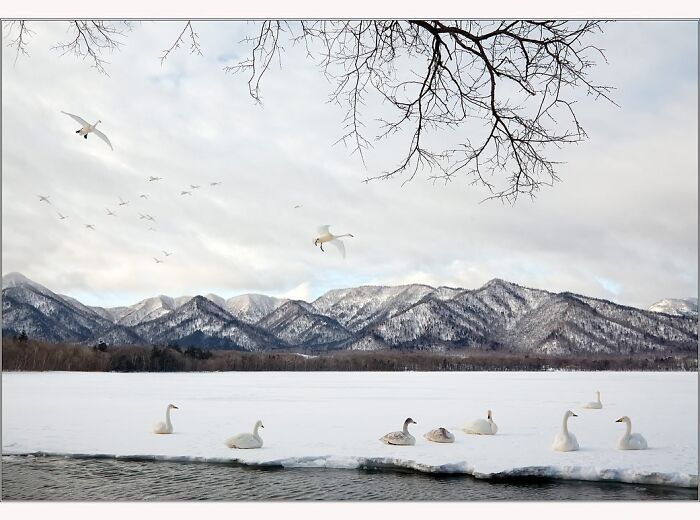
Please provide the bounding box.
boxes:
[2,371,697,495]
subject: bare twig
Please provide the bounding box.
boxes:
[51,21,132,75]
[159,21,203,65]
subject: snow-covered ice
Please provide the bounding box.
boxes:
[2,371,697,488]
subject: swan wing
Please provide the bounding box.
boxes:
[329,238,346,258]
[61,111,89,127]
[92,128,113,150]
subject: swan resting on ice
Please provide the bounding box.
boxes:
[61,111,113,150]
[152,404,178,434]
[424,427,455,443]
[225,420,264,449]
[380,417,417,446]
[463,409,498,435]
[552,410,579,452]
[313,225,354,258]
[616,416,648,450]
[583,390,603,409]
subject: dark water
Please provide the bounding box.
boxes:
[1,455,697,501]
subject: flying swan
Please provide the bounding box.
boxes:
[379,417,417,446]
[225,420,264,449]
[552,410,579,452]
[615,416,648,450]
[424,427,455,443]
[463,409,498,435]
[61,111,113,150]
[583,391,603,409]
[152,404,178,434]
[313,225,354,258]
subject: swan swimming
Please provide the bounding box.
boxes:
[552,410,579,452]
[225,420,264,449]
[314,225,354,258]
[463,410,498,435]
[583,391,603,409]
[380,418,417,446]
[616,416,648,450]
[424,427,455,443]
[152,404,178,434]
[61,111,113,150]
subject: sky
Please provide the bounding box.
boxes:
[1,21,697,309]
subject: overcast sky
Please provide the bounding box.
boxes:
[1,21,697,309]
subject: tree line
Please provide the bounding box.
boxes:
[2,336,697,372]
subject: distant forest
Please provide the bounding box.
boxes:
[2,336,697,372]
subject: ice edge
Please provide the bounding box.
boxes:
[5,450,697,489]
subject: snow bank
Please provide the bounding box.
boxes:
[2,371,697,488]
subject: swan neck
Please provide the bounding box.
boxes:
[561,414,570,435]
[253,424,260,437]
[165,407,172,429]
[402,421,410,434]
[623,419,631,437]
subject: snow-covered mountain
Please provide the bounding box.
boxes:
[2,273,697,357]
[649,298,698,317]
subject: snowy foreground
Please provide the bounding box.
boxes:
[2,371,697,488]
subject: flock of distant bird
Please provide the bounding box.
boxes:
[35,112,227,266]
[37,112,356,265]
[152,391,648,452]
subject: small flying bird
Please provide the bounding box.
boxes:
[106,208,116,216]
[61,111,113,150]
[84,224,96,230]
[139,194,149,199]
[162,250,172,257]
[146,214,156,222]
[294,204,303,209]
[37,195,51,204]
[153,257,163,264]
[138,212,148,220]
[210,181,222,186]
[313,225,354,258]
[147,176,163,182]
[57,212,68,220]
[180,191,192,196]
[190,184,201,190]
[118,197,129,206]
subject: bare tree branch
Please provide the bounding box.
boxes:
[51,21,132,75]
[3,21,35,64]
[229,20,615,203]
[159,21,203,65]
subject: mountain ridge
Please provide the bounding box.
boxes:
[2,272,697,358]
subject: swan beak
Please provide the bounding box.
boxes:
[615,418,623,422]
[172,406,179,409]
[261,424,265,428]
[571,413,578,417]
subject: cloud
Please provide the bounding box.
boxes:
[1,21,697,309]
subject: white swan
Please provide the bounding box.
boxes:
[106,208,116,216]
[313,225,354,258]
[153,257,163,264]
[152,404,178,434]
[61,111,113,150]
[616,416,648,450]
[463,409,498,435]
[57,212,68,220]
[225,420,264,449]
[424,427,455,443]
[37,195,51,204]
[84,224,96,231]
[583,390,603,409]
[147,176,163,182]
[379,417,417,446]
[552,410,579,452]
